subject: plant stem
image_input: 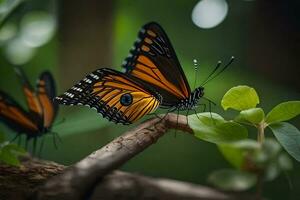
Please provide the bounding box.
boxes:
[257,123,265,144]
[256,172,263,200]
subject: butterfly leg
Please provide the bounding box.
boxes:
[38,135,45,157]
[173,108,180,137]
[10,134,20,143]
[32,137,37,156]
[52,132,58,150]
[53,118,66,127]
[53,131,62,144]
[193,109,202,121]
[186,109,190,125]
[197,103,206,112]
[144,109,171,138]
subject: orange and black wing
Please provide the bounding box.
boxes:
[36,71,58,129]
[14,67,43,121]
[122,22,191,107]
[0,91,39,134]
[55,68,161,124]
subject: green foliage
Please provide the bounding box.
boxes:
[0,133,26,166]
[265,101,300,125]
[218,139,260,169]
[190,85,299,192]
[269,122,300,162]
[235,108,265,125]
[188,112,248,144]
[221,85,259,111]
[208,169,257,191]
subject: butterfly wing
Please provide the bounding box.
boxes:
[36,71,58,129]
[55,68,161,124]
[122,22,191,107]
[0,91,39,134]
[14,67,43,121]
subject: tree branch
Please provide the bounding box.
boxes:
[35,114,192,199]
[1,158,251,200]
[90,171,248,200]
[1,114,254,199]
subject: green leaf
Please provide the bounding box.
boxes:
[208,169,257,191]
[269,122,300,162]
[265,101,300,125]
[0,143,25,166]
[5,143,26,154]
[219,139,260,169]
[221,85,259,111]
[235,108,265,125]
[189,112,248,144]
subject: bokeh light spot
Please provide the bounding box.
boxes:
[20,11,56,48]
[5,37,35,65]
[192,0,228,29]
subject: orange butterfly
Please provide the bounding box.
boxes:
[0,67,58,145]
[55,22,232,124]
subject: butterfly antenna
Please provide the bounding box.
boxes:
[202,56,235,86]
[200,60,222,86]
[193,59,199,89]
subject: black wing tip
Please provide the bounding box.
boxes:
[39,71,54,79]
[143,21,162,28]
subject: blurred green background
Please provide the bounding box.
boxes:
[0,0,299,199]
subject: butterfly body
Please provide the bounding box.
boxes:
[169,87,204,111]
[0,68,58,140]
[56,22,209,124]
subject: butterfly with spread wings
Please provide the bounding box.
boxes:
[0,67,58,148]
[55,22,232,125]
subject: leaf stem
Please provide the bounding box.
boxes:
[257,123,265,144]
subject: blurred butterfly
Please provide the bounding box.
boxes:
[55,22,233,125]
[0,67,58,149]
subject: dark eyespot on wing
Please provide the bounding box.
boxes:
[55,68,161,124]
